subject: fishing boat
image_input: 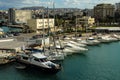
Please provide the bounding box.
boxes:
[16,52,61,74]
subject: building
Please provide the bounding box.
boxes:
[115,2,120,16]
[94,4,115,20]
[77,16,95,28]
[91,27,120,32]
[8,8,32,24]
[82,9,94,17]
[27,18,54,33]
[115,2,120,10]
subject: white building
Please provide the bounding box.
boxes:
[8,8,32,24]
[77,16,95,27]
[27,18,55,33]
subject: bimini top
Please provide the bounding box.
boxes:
[32,53,47,59]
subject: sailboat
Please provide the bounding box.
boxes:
[43,4,65,61]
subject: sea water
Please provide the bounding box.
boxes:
[0,26,22,33]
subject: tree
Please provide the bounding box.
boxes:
[106,15,114,25]
[115,11,120,25]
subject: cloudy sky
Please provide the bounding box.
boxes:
[0,0,119,9]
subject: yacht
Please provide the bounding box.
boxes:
[45,50,65,61]
[55,41,88,54]
[16,52,61,74]
[64,43,88,54]
[68,41,87,47]
[97,36,111,43]
[112,34,120,40]
[98,35,118,43]
[86,37,100,45]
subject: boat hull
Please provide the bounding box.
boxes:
[16,59,61,74]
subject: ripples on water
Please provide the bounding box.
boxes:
[0,42,120,80]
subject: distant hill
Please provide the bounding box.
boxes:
[21,6,45,10]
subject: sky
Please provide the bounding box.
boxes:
[0,0,119,9]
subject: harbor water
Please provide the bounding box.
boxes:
[0,42,120,80]
[0,26,22,33]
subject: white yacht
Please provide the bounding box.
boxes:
[98,35,118,43]
[45,50,65,61]
[16,52,61,74]
[97,36,111,43]
[112,34,120,40]
[64,43,88,53]
[86,37,100,45]
[68,41,87,47]
[54,42,88,55]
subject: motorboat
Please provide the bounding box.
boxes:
[68,41,87,47]
[112,34,120,40]
[98,35,118,43]
[64,43,88,53]
[55,41,88,54]
[97,36,111,43]
[86,37,100,45]
[45,50,65,61]
[16,52,61,74]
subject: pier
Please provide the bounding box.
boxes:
[0,40,27,52]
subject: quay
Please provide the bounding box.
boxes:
[0,40,27,52]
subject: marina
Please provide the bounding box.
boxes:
[0,24,120,79]
[0,39,120,80]
[0,0,120,79]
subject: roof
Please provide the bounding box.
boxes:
[95,27,120,31]
[32,53,46,59]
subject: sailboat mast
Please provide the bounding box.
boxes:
[42,8,46,52]
[53,2,56,32]
[52,2,58,52]
[47,6,51,50]
[75,8,77,37]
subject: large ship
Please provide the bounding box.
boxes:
[16,52,61,74]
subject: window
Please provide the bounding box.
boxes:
[23,56,28,60]
[40,59,47,62]
[34,58,40,62]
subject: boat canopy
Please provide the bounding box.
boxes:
[32,53,47,59]
[88,37,94,40]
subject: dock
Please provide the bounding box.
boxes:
[0,40,27,52]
